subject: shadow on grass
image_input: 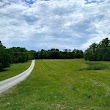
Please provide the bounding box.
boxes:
[0,68,7,72]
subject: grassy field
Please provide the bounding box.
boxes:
[0,59,110,110]
[0,60,31,81]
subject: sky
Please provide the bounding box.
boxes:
[0,0,110,51]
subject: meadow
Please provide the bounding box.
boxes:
[0,59,110,110]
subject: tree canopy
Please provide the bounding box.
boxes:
[36,48,83,59]
[84,38,110,61]
[0,41,10,70]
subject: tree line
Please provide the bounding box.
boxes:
[0,37,110,71]
[36,49,83,59]
[0,41,35,70]
[0,41,83,70]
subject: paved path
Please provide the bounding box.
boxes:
[0,60,35,94]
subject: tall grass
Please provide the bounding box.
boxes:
[86,62,110,70]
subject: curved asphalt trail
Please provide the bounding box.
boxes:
[0,60,35,94]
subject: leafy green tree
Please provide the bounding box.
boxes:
[73,49,84,59]
[84,38,110,61]
[48,48,60,59]
[9,47,29,63]
[28,50,36,60]
[0,41,11,70]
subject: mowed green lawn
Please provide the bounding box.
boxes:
[0,60,31,81]
[0,59,110,110]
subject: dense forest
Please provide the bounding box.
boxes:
[0,38,110,71]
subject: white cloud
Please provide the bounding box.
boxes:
[82,35,110,50]
[0,0,110,50]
